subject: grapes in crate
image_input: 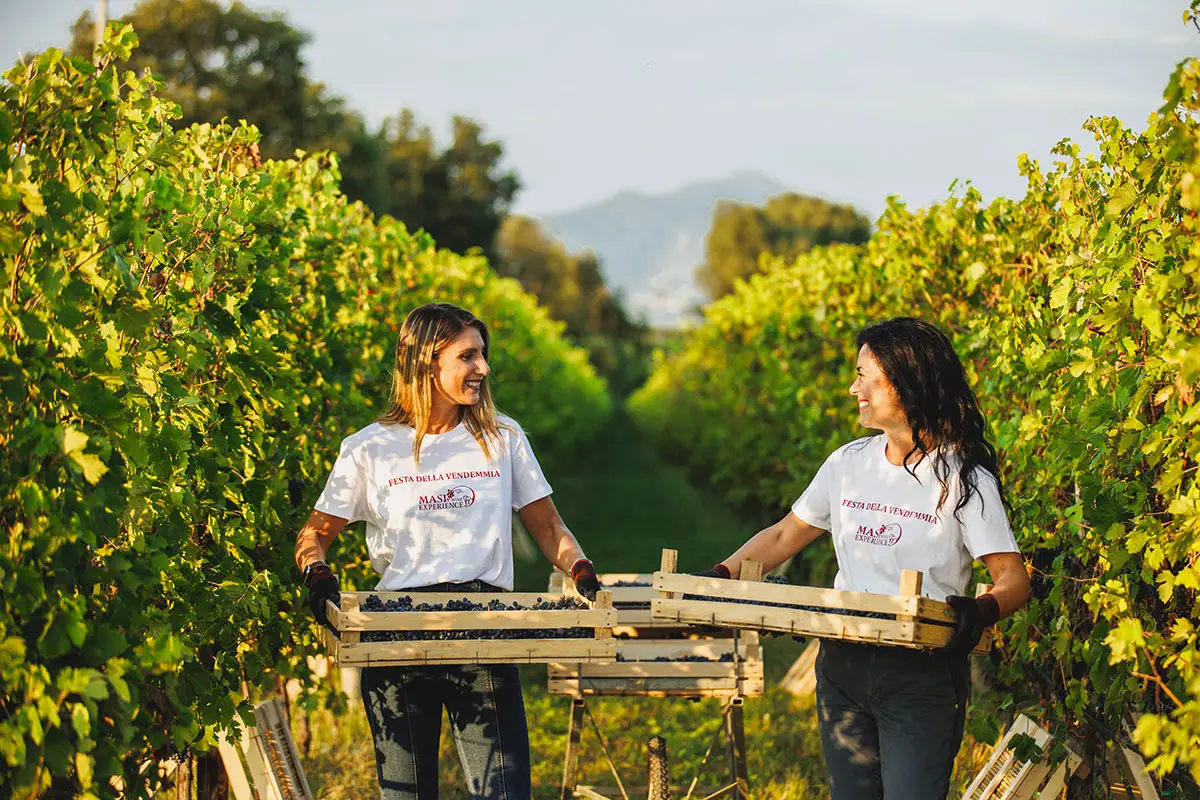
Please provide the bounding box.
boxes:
[358,594,594,643]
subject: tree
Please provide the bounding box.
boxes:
[371,112,520,263]
[66,0,518,260]
[695,193,872,301]
[495,216,649,393]
[68,0,354,160]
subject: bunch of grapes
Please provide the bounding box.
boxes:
[609,580,651,587]
[614,652,736,663]
[358,594,594,642]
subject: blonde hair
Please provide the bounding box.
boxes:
[377,303,504,464]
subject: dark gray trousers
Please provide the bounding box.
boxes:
[815,640,970,800]
[360,662,531,800]
[358,580,532,800]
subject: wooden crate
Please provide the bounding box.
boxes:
[550,571,714,636]
[649,549,993,655]
[548,571,765,698]
[962,713,1084,800]
[320,590,617,667]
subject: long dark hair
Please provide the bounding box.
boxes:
[856,317,1005,521]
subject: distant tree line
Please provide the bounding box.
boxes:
[65,0,650,391]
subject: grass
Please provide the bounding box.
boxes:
[510,412,756,591]
[296,645,993,799]
[296,412,995,797]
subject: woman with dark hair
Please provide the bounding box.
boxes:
[698,316,1030,800]
[294,302,602,799]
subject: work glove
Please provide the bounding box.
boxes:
[943,593,1000,655]
[570,558,602,602]
[690,563,732,579]
[304,562,341,631]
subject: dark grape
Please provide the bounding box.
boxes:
[614,652,736,663]
[358,594,595,642]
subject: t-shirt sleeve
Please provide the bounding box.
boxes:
[508,423,553,510]
[958,468,1020,558]
[313,438,369,523]
[790,450,837,530]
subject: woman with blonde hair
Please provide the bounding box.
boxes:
[295,302,601,799]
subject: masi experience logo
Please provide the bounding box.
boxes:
[417,485,477,512]
[854,522,903,547]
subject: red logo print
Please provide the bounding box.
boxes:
[854,522,903,547]
[417,485,477,512]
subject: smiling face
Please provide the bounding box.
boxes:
[433,326,490,409]
[849,344,906,431]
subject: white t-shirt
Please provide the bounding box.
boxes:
[313,414,552,591]
[790,435,1019,601]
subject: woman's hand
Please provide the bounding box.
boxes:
[295,510,349,630]
[942,552,1030,655]
[570,558,602,602]
[304,562,341,630]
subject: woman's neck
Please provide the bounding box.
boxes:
[427,399,462,434]
[882,425,921,466]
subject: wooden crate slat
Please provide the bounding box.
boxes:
[343,591,581,604]
[611,610,692,627]
[547,662,761,679]
[548,677,765,696]
[321,590,617,667]
[330,637,617,667]
[653,573,931,618]
[611,640,757,660]
[607,588,660,604]
[252,698,313,800]
[595,573,654,584]
[652,597,926,645]
[331,606,616,632]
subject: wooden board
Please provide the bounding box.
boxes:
[324,628,617,666]
[962,713,1084,800]
[250,697,313,800]
[548,678,765,698]
[321,590,617,667]
[648,550,992,655]
[548,567,765,697]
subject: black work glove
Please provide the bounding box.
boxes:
[571,558,602,602]
[690,563,732,579]
[943,593,1000,655]
[304,562,340,631]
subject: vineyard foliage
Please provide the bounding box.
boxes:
[630,56,1200,780]
[0,28,609,798]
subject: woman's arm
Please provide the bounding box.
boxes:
[720,512,827,577]
[978,551,1031,618]
[516,496,586,574]
[294,509,350,573]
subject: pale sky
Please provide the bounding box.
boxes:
[1,1,1195,218]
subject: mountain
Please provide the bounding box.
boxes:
[535,171,789,328]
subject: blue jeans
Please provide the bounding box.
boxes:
[815,640,970,800]
[359,581,532,800]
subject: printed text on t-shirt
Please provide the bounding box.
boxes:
[388,469,501,488]
[841,498,937,524]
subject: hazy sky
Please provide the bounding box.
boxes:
[2,1,1195,219]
